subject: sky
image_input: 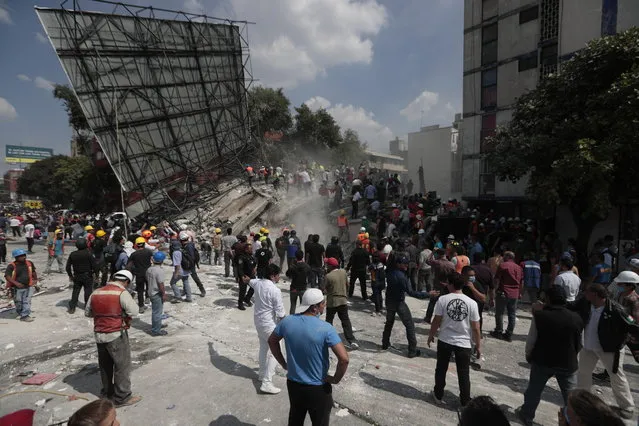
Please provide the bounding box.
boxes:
[0,0,463,169]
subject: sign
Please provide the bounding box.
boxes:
[5,145,53,164]
[23,200,43,209]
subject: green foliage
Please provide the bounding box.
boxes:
[333,129,367,165]
[292,104,342,149]
[53,84,90,132]
[248,86,293,135]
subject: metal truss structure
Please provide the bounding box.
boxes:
[36,0,255,217]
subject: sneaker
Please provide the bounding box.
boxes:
[20,316,34,322]
[259,383,281,394]
[184,299,193,303]
[161,323,168,328]
[381,343,390,350]
[244,300,253,307]
[238,304,246,311]
[430,391,445,405]
[199,289,206,297]
[347,341,360,350]
[139,307,146,314]
[407,349,421,358]
[515,407,533,426]
[151,330,168,336]
[170,298,181,304]
[67,308,76,314]
[503,333,512,343]
[489,330,503,339]
[115,395,142,407]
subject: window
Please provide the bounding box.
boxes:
[519,6,539,24]
[481,69,497,109]
[482,24,498,65]
[541,43,558,65]
[518,53,538,72]
[480,113,496,151]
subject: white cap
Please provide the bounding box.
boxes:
[360,227,366,232]
[447,234,455,240]
[418,229,425,235]
[297,288,325,313]
[614,270,639,284]
[630,258,639,269]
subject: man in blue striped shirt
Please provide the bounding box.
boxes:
[521,253,541,304]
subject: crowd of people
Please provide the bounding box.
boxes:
[3,170,639,425]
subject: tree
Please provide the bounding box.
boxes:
[334,129,367,165]
[292,104,342,149]
[484,28,639,271]
[248,86,293,136]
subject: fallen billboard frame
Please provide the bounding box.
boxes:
[36,0,255,217]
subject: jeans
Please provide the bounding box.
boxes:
[577,348,635,410]
[308,267,324,289]
[69,273,93,310]
[290,289,304,314]
[170,274,192,300]
[14,286,34,318]
[45,253,64,273]
[417,269,431,292]
[134,274,147,306]
[213,248,221,265]
[224,251,232,277]
[257,328,278,385]
[190,269,206,293]
[520,363,577,422]
[97,333,132,404]
[434,340,472,405]
[326,304,356,343]
[371,285,383,312]
[494,293,518,335]
[382,300,417,353]
[150,293,163,334]
[286,380,332,426]
[349,270,367,299]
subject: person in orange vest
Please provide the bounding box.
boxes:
[453,245,471,274]
[5,248,38,322]
[85,225,96,250]
[337,210,349,242]
[246,165,255,186]
[85,270,142,407]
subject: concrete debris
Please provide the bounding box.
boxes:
[336,408,350,417]
[5,343,15,350]
[34,399,47,407]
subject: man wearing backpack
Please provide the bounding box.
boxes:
[170,232,194,303]
[104,235,124,278]
[183,236,206,297]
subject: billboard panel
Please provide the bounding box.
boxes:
[5,145,53,164]
[36,5,252,216]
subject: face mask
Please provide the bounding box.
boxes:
[468,276,476,283]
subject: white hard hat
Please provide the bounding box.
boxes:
[179,231,190,241]
[113,270,133,282]
[630,258,639,269]
[392,203,397,208]
[418,229,425,235]
[360,227,366,232]
[180,224,188,230]
[614,271,639,284]
[447,234,455,240]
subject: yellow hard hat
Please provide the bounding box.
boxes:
[149,226,157,231]
[259,227,267,234]
[96,230,107,237]
[339,209,345,215]
[55,229,63,234]
[135,237,146,245]
[84,225,94,231]
[215,228,222,234]
[290,224,295,229]
[263,229,269,235]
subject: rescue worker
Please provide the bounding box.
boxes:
[275,230,289,271]
[337,210,349,242]
[84,225,96,250]
[85,270,141,407]
[66,238,97,314]
[5,248,38,322]
[93,230,109,287]
[126,237,154,313]
[346,240,370,300]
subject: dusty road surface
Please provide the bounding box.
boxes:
[1,242,638,425]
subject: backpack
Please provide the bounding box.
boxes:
[180,249,194,270]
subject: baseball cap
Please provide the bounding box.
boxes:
[297,288,325,313]
[325,257,339,267]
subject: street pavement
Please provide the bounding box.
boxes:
[1,241,638,425]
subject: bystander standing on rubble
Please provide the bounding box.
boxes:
[66,239,97,314]
[221,228,237,278]
[45,229,65,274]
[325,257,359,350]
[126,237,154,313]
[169,232,195,303]
[146,251,168,336]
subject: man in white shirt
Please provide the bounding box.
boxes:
[24,222,35,253]
[245,264,286,394]
[554,256,581,302]
[427,272,481,406]
[417,246,433,292]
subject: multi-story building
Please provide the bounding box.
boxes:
[461,0,639,204]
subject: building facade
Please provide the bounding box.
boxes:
[461,0,639,201]
[364,150,408,176]
[407,124,460,202]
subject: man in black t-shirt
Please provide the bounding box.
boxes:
[126,240,154,313]
[305,235,325,290]
[255,242,272,278]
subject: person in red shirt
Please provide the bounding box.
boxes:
[490,251,523,342]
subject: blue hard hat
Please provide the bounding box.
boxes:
[153,251,166,263]
[12,248,28,258]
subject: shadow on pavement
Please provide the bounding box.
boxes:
[62,363,101,397]
[207,342,260,393]
[209,415,256,425]
[213,298,239,308]
[481,367,564,405]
